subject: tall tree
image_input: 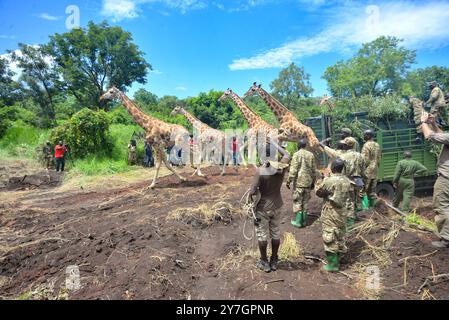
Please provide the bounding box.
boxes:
[270,62,313,109]
[10,44,59,126]
[0,57,21,106]
[323,36,416,98]
[47,21,151,109]
[403,66,449,100]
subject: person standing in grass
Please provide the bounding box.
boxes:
[249,142,290,273]
[232,136,238,167]
[287,138,319,228]
[392,151,427,213]
[54,141,67,172]
[128,140,137,166]
[316,158,353,272]
[43,141,53,170]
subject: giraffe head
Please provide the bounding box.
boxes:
[170,105,184,116]
[243,82,262,99]
[319,95,332,106]
[218,88,233,102]
[100,86,121,102]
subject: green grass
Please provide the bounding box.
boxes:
[404,212,437,232]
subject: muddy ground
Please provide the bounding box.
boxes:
[0,162,448,300]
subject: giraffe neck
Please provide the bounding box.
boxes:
[180,109,202,128]
[230,92,259,128]
[257,87,290,121]
[119,92,154,131]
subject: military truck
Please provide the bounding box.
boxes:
[304,112,438,200]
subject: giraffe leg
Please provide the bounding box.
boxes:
[162,152,187,182]
[149,148,163,189]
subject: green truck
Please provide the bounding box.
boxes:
[304,112,438,200]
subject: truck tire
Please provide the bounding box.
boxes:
[376,182,395,200]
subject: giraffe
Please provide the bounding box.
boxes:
[100,87,189,189]
[170,106,232,176]
[243,83,322,153]
[320,95,335,112]
[219,89,280,165]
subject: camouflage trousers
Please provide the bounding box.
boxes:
[293,187,311,213]
[347,184,359,219]
[45,156,52,169]
[433,175,449,242]
[128,152,137,165]
[321,203,347,254]
[363,178,378,200]
[255,208,281,242]
[430,104,447,124]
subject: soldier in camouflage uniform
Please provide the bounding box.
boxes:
[316,158,353,272]
[287,139,320,228]
[128,140,137,166]
[341,128,359,151]
[361,130,381,209]
[43,141,53,170]
[322,137,365,227]
[392,151,427,212]
[427,81,447,125]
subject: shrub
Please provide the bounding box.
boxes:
[0,105,38,138]
[50,108,112,158]
[107,107,134,125]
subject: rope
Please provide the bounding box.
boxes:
[240,188,260,241]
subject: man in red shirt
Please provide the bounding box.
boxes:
[232,136,239,167]
[55,141,67,172]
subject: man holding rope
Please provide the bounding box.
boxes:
[249,142,290,273]
[421,112,449,248]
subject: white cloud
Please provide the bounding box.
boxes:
[101,0,207,21]
[1,46,54,81]
[37,13,61,21]
[229,1,449,70]
[150,69,163,74]
[0,35,16,39]
[175,86,187,91]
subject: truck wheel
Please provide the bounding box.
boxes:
[376,182,395,200]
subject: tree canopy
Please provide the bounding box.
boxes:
[47,21,151,110]
[323,36,416,98]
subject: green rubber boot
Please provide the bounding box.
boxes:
[362,195,369,211]
[291,212,303,228]
[323,252,339,272]
[347,217,356,230]
[369,198,377,208]
[301,211,308,227]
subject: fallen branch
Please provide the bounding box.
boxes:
[401,250,438,287]
[265,279,284,285]
[417,273,449,294]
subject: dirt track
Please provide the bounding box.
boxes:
[0,164,448,300]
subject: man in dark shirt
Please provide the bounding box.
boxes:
[249,142,290,273]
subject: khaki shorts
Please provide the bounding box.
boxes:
[255,208,281,242]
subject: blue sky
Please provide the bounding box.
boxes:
[1,0,449,99]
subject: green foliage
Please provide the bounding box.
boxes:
[0,105,38,137]
[48,21,151,109]
[0,120,49,158]
[107,106,135,125]
[50,108,111,158]
[0,57,22,106]
[404,212,437,232]
[403,66,449,100]
[270,62,314,108]
[323,36,416,98]
[9,43,59,127]
[71,156,131,176]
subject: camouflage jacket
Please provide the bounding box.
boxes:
[287,149,319,188]
[427,87,446,107]
[340,150,365,178]
[316,173,353,210]
[393,159,427,183]
[361,140,381,179]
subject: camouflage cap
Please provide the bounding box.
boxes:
[341,128,352,136]
[342,137,357,148]
[268,160,289,170]
[428,81,438,87]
